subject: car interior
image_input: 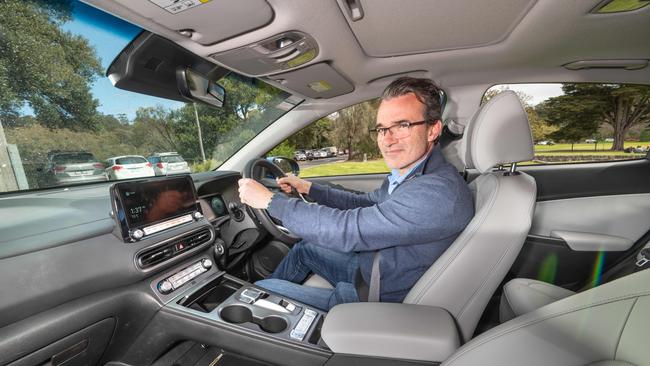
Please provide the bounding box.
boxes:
[1,0,649,365]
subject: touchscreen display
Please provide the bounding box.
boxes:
[116,176,198,228]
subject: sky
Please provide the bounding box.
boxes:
[488,83,565,106]
[61,1,184,120]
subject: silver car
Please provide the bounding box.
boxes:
[148,153,191,176]
[39,151,107,187]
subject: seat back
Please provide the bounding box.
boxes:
[442,268,650,366]
[404,91,536,341]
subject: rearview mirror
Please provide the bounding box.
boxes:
[176,67,225,108]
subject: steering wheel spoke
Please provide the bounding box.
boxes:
[243,158,301,245]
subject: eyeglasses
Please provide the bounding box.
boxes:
[369,120,428,138]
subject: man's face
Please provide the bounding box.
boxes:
[376,93,440,173]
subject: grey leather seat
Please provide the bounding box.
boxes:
[403,90,536,341]
[443,268,650,366]
[500,277,575,322]
[309,90,537,342]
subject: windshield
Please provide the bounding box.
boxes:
[0,0,299,194]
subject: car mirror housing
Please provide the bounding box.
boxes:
[270,157,300,176]
[176,67,225,108]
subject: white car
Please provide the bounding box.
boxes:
[148,153,191,175]
[105,155,155,180]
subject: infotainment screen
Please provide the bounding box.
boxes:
[111,176,200,240]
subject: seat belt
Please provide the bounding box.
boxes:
[368,251,381,302]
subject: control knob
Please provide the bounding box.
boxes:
[193,211,204,220]
[131,229,144,240]
[158,280,173,294]
[201,258,213,269]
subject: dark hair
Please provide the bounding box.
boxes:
[381,77,443,124]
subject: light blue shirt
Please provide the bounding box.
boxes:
[387,154,429,194]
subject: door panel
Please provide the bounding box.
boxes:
[510,158,650,289]
[531,193,650,247]
[307,173,387,193]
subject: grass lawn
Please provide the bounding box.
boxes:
[301,159,388,177]
[534,141,650,152]
[300,142,649,177]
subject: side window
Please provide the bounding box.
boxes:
[483,83,650,165]
[269,99,389,178]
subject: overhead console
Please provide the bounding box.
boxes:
[267,63,354,99]
[211,31,319,76]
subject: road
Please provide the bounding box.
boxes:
[298,155,347,168]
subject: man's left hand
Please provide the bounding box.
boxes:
[238,178,274,209]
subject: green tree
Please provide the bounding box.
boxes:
[288,118,333,149]
[527,107,558,142]
[537,84,650,151]
[330,100,379,160]
[268,140,295,158]
[132,106,180,154]
[0,0,103,130]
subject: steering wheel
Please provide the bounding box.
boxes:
[242,158,301,244]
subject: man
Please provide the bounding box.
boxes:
[238,77,474,311]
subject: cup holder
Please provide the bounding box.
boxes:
[220,305,288,334]
[220,305,252,324]
[259,316,288,333]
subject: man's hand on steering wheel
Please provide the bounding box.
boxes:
[238,178,274,209]
[239,158,301,244]
[277,174,312,195]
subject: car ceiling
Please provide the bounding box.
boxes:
[86,0,650,109]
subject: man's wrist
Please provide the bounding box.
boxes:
[264,191,274,209]
[303,181,312,195]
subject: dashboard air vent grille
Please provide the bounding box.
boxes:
[137,228,213,269]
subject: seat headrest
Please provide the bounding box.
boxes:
[462,91,534,173]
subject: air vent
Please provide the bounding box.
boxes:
[137,228,213,269]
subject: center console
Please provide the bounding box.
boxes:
[151,259,327,351]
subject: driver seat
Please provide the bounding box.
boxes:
[308,91,536,341]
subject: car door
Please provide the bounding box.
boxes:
[507,158,650,291]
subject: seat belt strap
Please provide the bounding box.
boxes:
[368,251,381,302]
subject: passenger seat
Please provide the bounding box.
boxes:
[499,278,575,322]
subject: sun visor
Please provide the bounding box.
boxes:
[267,63,354,99]
[337,0,536,57]
[112,0,274,45]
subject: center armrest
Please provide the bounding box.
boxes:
[321,302,460,362]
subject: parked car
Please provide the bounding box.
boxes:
[605,137,615,142]
[105,155,155,180]
[317,149,329,158]
[585,138,597,143]
[322,146,338,157]
[294,150,307,161]
[148,152,191,175]
[536,140,554,145]
[39,150,106,187]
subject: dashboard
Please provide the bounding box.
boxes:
[0,170,265,328]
